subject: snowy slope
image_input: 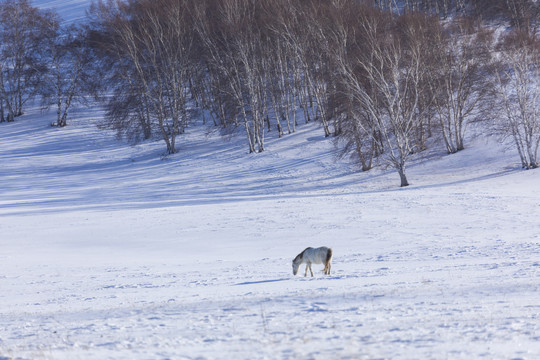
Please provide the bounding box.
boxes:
[1,1,539,359]
[1,102,539,360]
[34,0,90,23]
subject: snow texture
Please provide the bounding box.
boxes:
[0,2,539,359]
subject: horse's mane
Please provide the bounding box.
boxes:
[294,247,313,262]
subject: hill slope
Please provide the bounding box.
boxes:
[1,1,539,359]
[0,98,539,359]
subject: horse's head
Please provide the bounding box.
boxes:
[292,254,302,275]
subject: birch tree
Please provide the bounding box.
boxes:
[427,18,494,153]
[90,0,195,154]
[494,30,540,169]
[0,0,52,121]
[42,23,96,127]
[334,9,432,186]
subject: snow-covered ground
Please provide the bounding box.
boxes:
[1,101,539,359]
[1,2,538,359]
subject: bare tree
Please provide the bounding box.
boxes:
[228,0,268,152]
[193,0,260,152]
[0,0,52,121]
[264,6,298,137]
[502,0,540,32]
[89,0,196,154]
[427,18,494,153]
[269,0,331,136]
[493,30,540,169]
[42,22,97,127]
[334,8,433,186]
[268,0,312,128]
[297,1,334,137]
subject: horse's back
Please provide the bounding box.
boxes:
[305,246,331,264]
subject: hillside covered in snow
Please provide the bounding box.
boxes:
[0,0,539,359]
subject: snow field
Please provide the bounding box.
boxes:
[0,107,539,358]
[1,1,539,358]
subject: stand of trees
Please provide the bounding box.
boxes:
[1,0,539,182]
[493,30,540,169]
[0,0,96,126]
[0,0,51,122]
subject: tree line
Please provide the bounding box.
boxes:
[1,0,539,186]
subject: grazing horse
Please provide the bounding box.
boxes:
[292,246,333,277]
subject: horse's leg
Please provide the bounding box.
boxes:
[304,264,309,277]
[309,263,314,277]
[323,262,328,275]
[327,261,331,275]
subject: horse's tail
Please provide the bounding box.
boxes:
[326,248,333,264]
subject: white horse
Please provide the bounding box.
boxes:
[292,246,333,277]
